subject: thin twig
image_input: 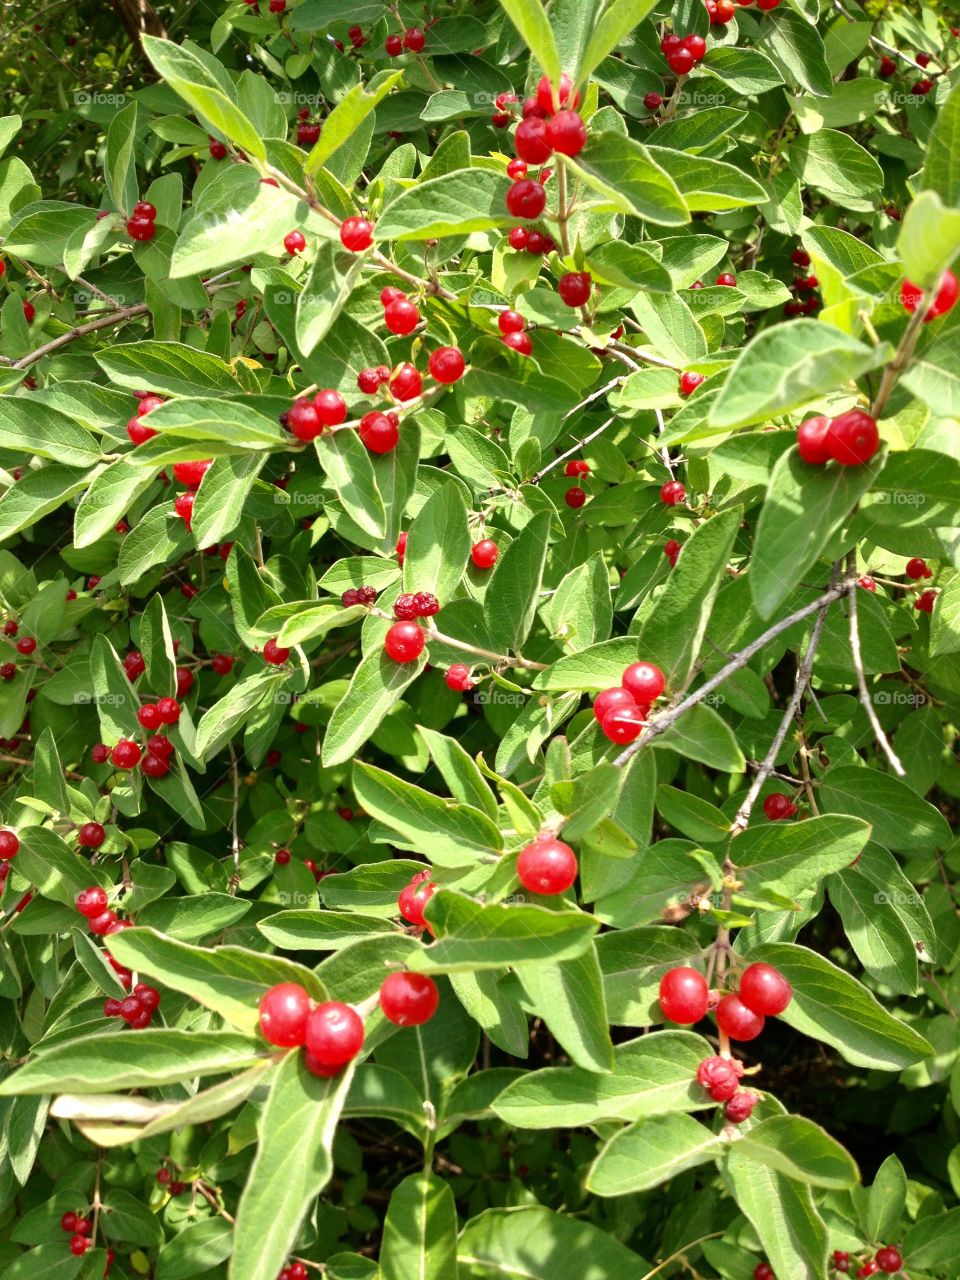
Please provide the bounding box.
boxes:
[845,550,906,776]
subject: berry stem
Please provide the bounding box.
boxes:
[845,549,906,777]
[871,297,928,418]
[421,623,547,671]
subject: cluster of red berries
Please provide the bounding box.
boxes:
[276,1264,308,1280]
[664,537,681,568]
[784,247,822,317]
[76,885,129,937]
[136,696,182,731]
[705,0,736,24]
[592,660,665,745]
[126,200,157,243]
[444,663,475,692]
[507,219,557,256]
[796,409,880,466]
[660,32,707,76]
[281,388,348,442]
[58,1212,103,1261]
[258,970,439,1073]
[834,1245,904,1276]
[155,1166,187,1196]
[126,391,165,444]
[696,1054,757,1123]
[91,734,175,778]
[661,961,793,1044]
[103,982,162,1029]
[392,590,440,620]
[497,309,533,357]
[385,27,425,56]
[901,268,958,322]
[341,585,378,607]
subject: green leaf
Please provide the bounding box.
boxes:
[31,727,70,817]
[258,910,395,951]
[483,511,549,652]
[921,79,960,207]
[0,466,88,541]
[457,1206,648,1280]
[789,129,884,210]
[73,460,158,548]
[296,240,367,357]
[735,1115,859,1188]
[232,1050,353,1280]
[756,7,832,97]
[119,503,192,585]
[734,814,872,899]
[95,341,239,398]
[192,453,266,548]
[380,1173,459,1280]
[587,1113,723,1194]
[866,1154,907,1244]
[352,763,503,865]
[418,727,498,822]
[377,169,513,241]
[818,765,952,852]
[90,635,140,739]
[316,428,387,541]
[156,1219,233,1280]
[496,0,561,84]
[104,101,139,217]
[305,71,403,176]
[516,946,613,1072]
[403,483,470,603]
[322,648,426,766]
[136,397,286,449]
[0,397,100,468]
[579,0,658,82]
[745,942,933,1070]
[564,132,689,226]
[0,1030,264,1095]
[750,448,881,618]
[492,1030,708,1127]
[903,1207,960,1270]
[653,702,746,773]
[412,891,597,971]
[598,925,701,1024]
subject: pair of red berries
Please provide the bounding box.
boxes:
[796,409,880,466]
[156,1167,186,1195]
[498,309,533,357]
[593,660,666,745]
[915,588,937,614]
[901,268,958,322]
[385,27,424,55]
[357,363,392,394]
[661,32,707,76]
[286,389,348,442]
[695,1056,760,1125]
[513,108,587,165]
[393,591,440,620]
[380,286,420,335]
[106,737,170,776]
[137,697,181,731]
[341,585,378,607]
[905,557,932,581]
[126,392,165,445]
[660,962,792,1040]
[340,216,374,252]
[763,792,797,821]
[126,199,157,242]
[851,1247,903,1275]
[277,1264,308,1280]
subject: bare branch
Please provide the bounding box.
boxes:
[845,551,906,776]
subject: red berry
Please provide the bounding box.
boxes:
[359,411,400,453]
[796,415,832,465]
[558,272,592,308]
[403,27,425,52]
[393,593,418,621]
[172,459,212,487]
[659,967,709,1023]
[288,397,323,442]
[859,1264,880,1278]
[724,1090,759,1123]
[297,122,321,145]
[535,73,579,115]
[156,697,181,725]
[565,459,589,477]
[174,491,195,528]
[379,972,439,1026]
[91,744,110,764]
[514,116,553,165]
[644,91,662,111]
[738,962,792,1016]
[503,331,533,355]
[498,310,525,335]
[905,557,931,580]
[545,110,586,156]
[901,270,958,322]
[263,638,291,665]
[505,179,546,220]
[385,33,402,55]
[274,848,291,866]
[60,1212,78,1233]
[915,588,937,613]
[89,909,118,936]
[660,480,686,505]
[683,34,707,60]
[716,993,765,1041]
[389,363,423,402]
[304,1001,364,1066]
[878,56,896,77]
[137,703,161,730]
[15,636,36,655]
[70,1236,90,1257]
[127,216,156,241]
[754,1266,774,1280]
[679,371,705,396]
[716,272,737,287]
[77,822,106,849]
[76,887,108,918]
[875,1247,902,1274]
[506,159,527,180]
[398,879,435,926]
[209,140,227,158]
[471,539,498,569]
[858,576,876,592]
[111,740,141,769]
[826,409,880,465]
[763,792,796,820]
[357,367,381,394]
[445,663,473,691]
[667,48,695,74]
[135,983,160,1010]
[340,217,374,252]
[696,1055,741,1101]
[283,230,306,255]
[564,486,586,508]
[428,346,465,384]
[516,836,578,895]
[211,653,234,675]
[259,982,311,1047]
[384,298,420,335]
[599,704,647,744]
[384,622,425,663]
[396,532,407,563]
[622,661,665,703]
[412,591,440,617]
[593,686,636,723]
[133,201,157,219]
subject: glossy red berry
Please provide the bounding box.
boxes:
[859,1264,880,1278]
[506,159,527,180]
[754,1265,774,1280]
[211,653,235,675]
[874,1247,902,1274]
[763,792,796,820]
[389,363,423,401]
[558,272,592,308]
[380,972,439,1026]
[111,740,141,769]
[503,331,533,355]
[445,664,474,691]
[70,1236,90,1257]
[716,993,765,1041]
[667,48,695,75]
[384,297,420,335]
[76,887,108,917]
[738,963,792,1016]
[60,1212,78,1233]
[209,139,227,158]
[398,878,435,926]
[127,216,156,241]
[659,967,709,1023]
[826,409,880,465]
[564,486,586,508]
[304,1001,364,1066]
[593,686,636,723]
[384,622,425,663]
[471,539,498,569]
[137,703,161,730]
[174,491,195,528]
[516,836,578,895]
[796,415,831,464]
[148,733,174,757]
[514,116,553,165]
[385,33,402,55]
[901,269,958,322]
[915,588,937,614]
[905,557,929,580]
[283,230,306,255]
[357,367,381,394]
[412,592,440,617]
[314,388,347,427]
[643,91,663,111]
[428,346,466,384]
[660,480,686,505]
[565,459,589,477]
[264,637,291,665]
[403,27,425,52]
[359,412,399,453]
[91,745,110,764]
[259,982,311,1047]
[77,822,106,849]
[505,179,546,220]
[622,661,664,703]
[15,636,36,655]
[156,697,181,725]
[498,310,525,335]
[172,459,213,487]
[724,1090,759,1123]
[535,73,579,115]
[716,272,737,287]
[340,217,374,252]
[683,34,707,60]
[599,703,646,744]
[546,110,586,156]
[696,1055,741,1101]
[89,910,118,936]
[679,371,705,396]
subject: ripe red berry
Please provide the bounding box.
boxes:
[396,532,407,563]
[111,740,141,770]
[901,269,958,322]
[263,638,291,665]
[357,367,381,394]
[384,622,425,663]
[77,822,106,849]
[172,459,213,487]
[716,993,765,1041]
[428,346,466,384]
[859,576,876,592]
[535,73,579,115]
[683,34,707,60]
[516,836,578,895]
[905,557,932,580]
[389,363,423,401]
[91,744,110,764]
[174,491,195,529]
[503,331,533,355]
[384,297,420,335]
[660,480,686,505]
[132,200,156,220]
[763,792,796,820]
[622,661,665,703]
[874,1247,902,1274]
[796,415,832,465]
[359,411,400,453]
[403,27,425,52]
[546,110,586,156]
[471,539,498,569]
[659,967,709,1023]
[506,159,527,180]
[565,459,589,477]
[724,1090,759,1123]
[679,371,705,396]
[915,588,937,613]
[340,217,374,252]
[76,887,108,917]
[15,636,36,655]
[826,409,880,465]
[297,122,321,145]
[283,230,306,255]
[385,33,402,55]
[379,972,439,1026]
[398,878,435,926]
[508,226,530,250]
[412,591,440,617]
[137,703,161,730]
[878,56,896,77]
[696,1055,741,1101]
[258,982,311,1047]
[738,962,792,1016]
[599,703,646,744]
[858,1264,880,1278]
[445,663,474,691]
[593,686,636,723]
[393,593,418,621]
[498,310,525,335]
[135,983,160,1011]
[834,1253,851,1273]
[70,1236,90,1257]
[667,48,695,74]
[514,116,553,165]
[60,1212,78,1233]
[564,486,586,508]
[156,697,181,725]
[754,1265,774,1280]
[505,179,546,220]
[716,272,737,287]
[288,397,323,442]
[643,92,662,111]
[558,272,592,308]
[127,217,156,241]
[304,1001,364,1066]
[211,653,234,675]
[209,139,227,158]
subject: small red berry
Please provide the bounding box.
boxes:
[683,34,707,60]
[398,878,435,926]
[901,270,958,322]
[77,822,106,849]
[156,697,181,725]
[263,638,291,665]
[384,297,420,335]
[60,1212,78,1233]
[874,1247,902,1274]
[564,486,586,508]
[357,367,381,394]
[643,92,662,111]
[763,792,796,820]
[503,332,533,355]
[471,539,498,569]
[535,73,579,115]
[593,687,636,723]
[384,622,425,663]
[445,663,474,692]
[796,415,832,465]
[304,1001,364,1066]
[379,972,439,1026]
[660,480,686,505]
[283,230,306,255]
[905,557,931,580]
[211,653,235,675]
[340,217,374,252]
[389,363,423,402]
[558,272,592,308]
[516,836,578,895]
[667,48,695,75]
[428,346,466,384]
[359,411,400,453]
[70,1236,90,1257]
[716,272,737,287]
[716,993,765,1041]
[738,962,792,1016]
[915,588,937,613]
[126,217,156,242]
[622,660,664,703]
[506,159,527,180]
[724,1090,759,1123]
[77,887,108,917]
[15,636,36,655]
[498,310,525,335]
[259,982,311,1047]
[91,744,110,764]
[505,179,546,220]
[754,1265,774,1280]
[385,33,402,55]
[137,703,161,730]
[403,27,425,52]
[111,740,141,770]
[658,967,709,1023]
[599,704,646,744]
[696,1055,741,1101]
[545,110,586,157]
[826,409,880,466]
[679,371,705,396]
